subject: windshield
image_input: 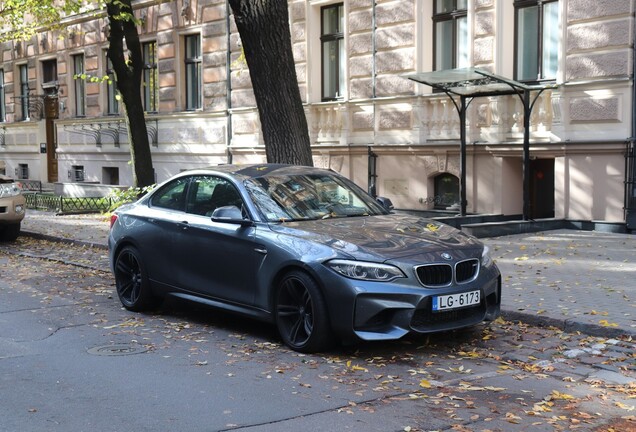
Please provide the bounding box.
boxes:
[245,173,388,222]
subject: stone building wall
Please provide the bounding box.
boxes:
[0,0,633,223]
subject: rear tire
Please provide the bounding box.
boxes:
[0,223,20,242]
[114,246,158,311]
[275,270,333,353]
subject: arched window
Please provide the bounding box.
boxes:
[434,173,459,209]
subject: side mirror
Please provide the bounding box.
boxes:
[211,206,253,226]
[376,196,394,211]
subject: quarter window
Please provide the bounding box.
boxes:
[151,177,189,211]
[321,4,344,101]
[72,54,86,116]
[515,0,559,82]
[142,41,158,112]
[184,35,201,110]
[433,0,469,71]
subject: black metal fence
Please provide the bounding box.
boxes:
[18,179,43,192]
[626,140,636,230]
[24,193,112,214]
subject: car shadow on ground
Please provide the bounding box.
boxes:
[140,294,491,358]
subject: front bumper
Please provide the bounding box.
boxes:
[320,264,502,343]
[352,274,501,341]
[0,195,26,224]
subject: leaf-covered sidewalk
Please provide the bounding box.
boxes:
[489,230,636,338]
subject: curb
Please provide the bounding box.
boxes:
[21,230,109,250]
[502,310,635,340]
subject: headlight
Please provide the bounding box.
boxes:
[326,259,405,282]
[481,246,494,268]
[0,183,21,198]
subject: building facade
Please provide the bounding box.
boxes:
[0,0,634,225]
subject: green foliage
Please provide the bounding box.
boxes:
[107,184,155,212]
[0,0,84,42]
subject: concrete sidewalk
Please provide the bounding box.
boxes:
[19,210,636,338]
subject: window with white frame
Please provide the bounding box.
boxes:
[0,69,5,122]
[105,51,119,115]
[433,0,469,71]
[72,54,86,116]
[320,4,344,101]
[514,0,559,82]
[18,64,30,121]
[184,34,201,110]
[143,41,159,112]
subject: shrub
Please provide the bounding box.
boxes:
[107,184,156,212]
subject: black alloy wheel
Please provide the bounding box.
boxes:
[275,270,332,353]
[114,246,156,311]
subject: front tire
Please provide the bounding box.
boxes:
[114,246,157,311]
[275,270,333,353]
[0,223,20,242]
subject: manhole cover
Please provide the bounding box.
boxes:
[87,344,148,356]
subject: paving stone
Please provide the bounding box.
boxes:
[587,370,636,385]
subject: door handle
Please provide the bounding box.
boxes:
[178,221,189,230]
[255,248,267,254]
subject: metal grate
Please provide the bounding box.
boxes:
[415,264,453,286]
[455,259,479,283]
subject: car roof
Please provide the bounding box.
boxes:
[187,164,335,180]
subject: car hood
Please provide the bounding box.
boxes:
[267,214,480,261]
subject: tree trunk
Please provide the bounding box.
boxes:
[106,0,155,187]
[229,0,313,167]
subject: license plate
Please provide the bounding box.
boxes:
[432,290,480,312]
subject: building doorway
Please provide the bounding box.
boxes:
[530,158,555,219]
[103,167,120,185]
[433,173,460,210]
[44,96,58,183]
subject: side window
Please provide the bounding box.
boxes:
[186,176,243,216]
[150,177,189,211]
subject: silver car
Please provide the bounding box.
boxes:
[108,164,501,352]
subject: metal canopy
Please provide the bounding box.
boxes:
[405,68,556,220]
[405,67,550,97]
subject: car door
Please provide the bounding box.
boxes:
[175,175,260,306]
[135,176,191,289]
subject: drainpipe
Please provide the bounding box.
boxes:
[368,0,378,196]
[225,0,233,164]
[372,0,377,100]
[626,15,636,230]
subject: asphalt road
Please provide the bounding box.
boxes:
[1,238,635,432]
